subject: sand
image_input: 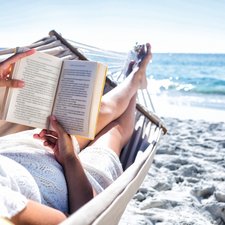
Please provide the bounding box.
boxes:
[120,117,225,225]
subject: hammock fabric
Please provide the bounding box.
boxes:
[0,30,167,225]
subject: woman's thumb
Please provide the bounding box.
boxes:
[50,115,65,135]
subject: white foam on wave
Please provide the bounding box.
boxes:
[151,94,225,122]
[146,78,225,122]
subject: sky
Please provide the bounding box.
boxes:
[1,0,225,53]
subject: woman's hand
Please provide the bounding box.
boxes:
[34,116,94,213]
[0,49,35,88]
[34,116,76,166]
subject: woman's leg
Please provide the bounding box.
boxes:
[97,43,151,126]
[88,94,137,156]
[76,43,152,149]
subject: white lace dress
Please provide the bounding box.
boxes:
[0,129,123,218]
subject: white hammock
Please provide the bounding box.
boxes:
[0,30,167,225]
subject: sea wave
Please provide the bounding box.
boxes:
[148,77,225,96]
[147,53,225,97]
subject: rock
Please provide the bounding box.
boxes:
[191,185,215,198]
[134,192,146,201]
[215,191,225,202]
[204,202,225,222]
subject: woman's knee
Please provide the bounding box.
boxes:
[99,99,115,119]
[111,120,134,145]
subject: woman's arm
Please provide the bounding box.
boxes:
[35,116,94,213]
[63,151,94,213]
[11,200,66,225]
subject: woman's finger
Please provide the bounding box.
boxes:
[33,129,47,139]
[0,79,25,88]
[50,115,67,137]
[44,134,58,145]
[44,140,56,149]
[0,49,36,81]
[0,49,35,70]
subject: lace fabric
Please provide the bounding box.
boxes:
[0,129,68,213]
[0,155,38,218]
[0,129,123,216]
[79,146,123,194]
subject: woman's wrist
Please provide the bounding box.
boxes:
[61,152,79,168]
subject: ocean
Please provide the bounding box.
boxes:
[145,53,225,122]
[150,53,225,109]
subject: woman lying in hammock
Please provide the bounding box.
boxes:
[0,43,152,225]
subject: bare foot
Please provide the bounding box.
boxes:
[133,43,152,89]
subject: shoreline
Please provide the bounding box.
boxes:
[120,116,225,225]
[150,94,225,123]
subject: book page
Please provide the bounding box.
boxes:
[5,52,62,128]
[52,60,96,136]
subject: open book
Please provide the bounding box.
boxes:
[1,51,107,139]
